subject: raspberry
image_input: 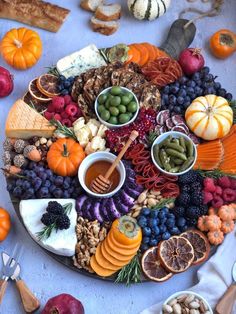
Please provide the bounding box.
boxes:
[62,118,72,127]
[63,95,72,105]
[217,176,231,188]
[222,188,236,202]
[61,111,69,119]
[211,195,224,208]
[70,115,78,123]
[230,178,236,190]
[51,96,65,112]
[44,111,54,120]
[203,191,213,204]
[47,104,55,113]
[54,113,62,121]
[204,178,216,192]
[65,104,78,117]
[214,186,222,196]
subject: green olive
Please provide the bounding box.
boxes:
[97,105,106,114]
[121,95,130,105]
[125,92,134,101]
[111,96,121,107]
[119,113,130,124]
[110,86,122,96]
[107,94,115,101]
[98,94,107,104]
[127,101,138,113]
[109,106,119,116]
[105,100,111,109]
[100,110,110,121]
[127,112,133,118]
[108,116,118,125]
[118,105,127,113]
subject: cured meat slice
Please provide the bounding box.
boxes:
[188,133,201,144]
[176,123,189,133]
[160,125,168,134]
[156,109,170,125]
[171,125,189,134]
[171,114,185,126]
[165,117,175,130]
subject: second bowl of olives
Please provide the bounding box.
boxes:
[95,86,139,128]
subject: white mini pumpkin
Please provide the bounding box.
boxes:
[127,0,171,21]
[185,95,233,141]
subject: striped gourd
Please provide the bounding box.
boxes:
[127,0,171,21]
[185,95,233,141]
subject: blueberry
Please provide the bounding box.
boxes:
[166,218,175,228]
[174,106,182,114]
[201,66,210,75]
[141,208,151,216]
[64,80,71,88]
[180,225,188,232]
[152,226,160,235]
[150,210,158,219]
[160,217,167,224]
[192,72,201,80]
[195,80,202,86]
[169,105,174,111]
[32,178,42,191]
[68,76,75,83]
[58,84,64,91]
[63,190,71,198]
[140,243,149,251]
[49,185,57,194]
[158,211,166,219]
[169,95,177,104]
[170,86,179,94]
[162,94,169,103]
[45,169,53,178]
[59,75,66,81]
[167,213,175,220]
[143,226,152,236]
[63,181,70,189]
[214,82,221,90]
[187,87,195,95]
[169,226,181,235]
[226,93,233,101]
[162,207,169,214]
[177,96,184,105]
[148,218,158,228]
[37,187,49,198]
[26,170,36,179]
[143,236,150,244]
[162,232,171,240]
[61,89,69,95]
[163,86,170,94]
[159,224,167,233]
[178,89,187,98]
[176,217,186,228]
[149,238,158,246]
[179,76,188,85]
[137,216,147,228]
[187,80,196,88]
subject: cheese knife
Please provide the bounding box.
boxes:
[2,252,40,313]
[215,261,236,314]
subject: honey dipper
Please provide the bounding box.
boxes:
[91,130,139,194]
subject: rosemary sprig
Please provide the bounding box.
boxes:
[36,203,73,241]
[99,48,109,63]
[196,169,236,179]
[115,254,141,286]
[153,197,176,210]
[49,119,77,140]
[46,66,60,77]
[146,130,158,147]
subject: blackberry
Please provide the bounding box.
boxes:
[190,181,202,191]
[172,206,185,217]
[186,217,198,227]
[181,185,191,193]
[186,206,201,219]
[56,214,70,230]
[190,190,203,206]
[46,201,64,215]
[199,204,208,215]
[177,193,191,206]
[41,213,57,226]
[178,170,200,185]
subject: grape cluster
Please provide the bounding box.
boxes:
[161,66,233,116]
[58,75,75,96]
[7,162,82,200]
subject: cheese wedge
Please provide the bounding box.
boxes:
[5,99,55,139]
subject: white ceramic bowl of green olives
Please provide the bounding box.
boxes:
[95,86,139,128]
[151,131,197,176]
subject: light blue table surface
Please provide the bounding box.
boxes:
[0,0,235,313]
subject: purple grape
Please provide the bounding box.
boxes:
[49,185,57,194]
[54,176,64,187]
[38,172,47,181]
[37,187,49,198]
[53,188,63,198]
[13,186,22,197]
[32,178,42,191]
[44,180,51,188]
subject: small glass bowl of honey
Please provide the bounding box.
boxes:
[78,152,126,198]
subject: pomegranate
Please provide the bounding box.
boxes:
[42,293,84,314]
[178,48,205,76]
[0,66,14,98]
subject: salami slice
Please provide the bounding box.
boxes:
[188,133,201,144]
[171,125,189,134]
[165,118,175,130]
[156,109,170,125]
[171,114,185,126]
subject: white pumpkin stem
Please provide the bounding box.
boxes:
[14,39,23,48]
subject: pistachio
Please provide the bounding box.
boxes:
[162,304,173,313]
[173,303,182,314]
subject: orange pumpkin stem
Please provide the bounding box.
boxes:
[62,144,69,157]
[13,39,23,48]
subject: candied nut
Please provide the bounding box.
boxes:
[143,199,148,205]
[40,137,47,145]
[47,139,53,147]
[168,298,177,306]
[138,191,147,204]
[35,140,40,147]
[151,190,161,196]
[162,304,173,313]
[132,211,139,218]
[148,198,157,207]
[189,302,200,309]
[173,303,182,314]
[185,295,195,305]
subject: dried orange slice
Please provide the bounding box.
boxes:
[36,74,60,97]
[158,236,194,273]
[181,229,210,265]
[28,79,51,102]
[141,247,173,282]
[22,91,48,109]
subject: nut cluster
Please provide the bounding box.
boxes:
[73,216,109,272]
[30,136,54,161]
[162,294,211,314]
[130,189,175,218]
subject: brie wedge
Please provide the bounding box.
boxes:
[19,199,77,257]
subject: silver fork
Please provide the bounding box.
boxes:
[0,244,22,304]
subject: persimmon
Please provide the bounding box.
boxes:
[210,29,236,59]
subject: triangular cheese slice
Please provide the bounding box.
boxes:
[5,99,55,139]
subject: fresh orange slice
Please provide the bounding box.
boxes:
[181,229,210,265]
[28,78,51,102]
[36,74,60,97]
[141,247,173,282]
[158,236,194,273]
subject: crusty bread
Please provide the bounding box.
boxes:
[90,17,119,35]
[95,4,121,21]
[80,0,104,12]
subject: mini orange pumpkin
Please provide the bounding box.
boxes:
[197,216,209,232]
[0,208,11,241]
[230,203,236,220]
[206,215,222,231]
[207,230,224,245]
[47,138,85,177]
[221,220,235,234]
[1,27,42,70]
[218,205,234,221]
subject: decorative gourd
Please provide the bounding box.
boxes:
[127,0,171,21]
[205,215,222,231]
[0,208,11,241]
[218,205,234,221]
[1,27,42,70]
[230,203,236,219]
[197,216,209,232]
[47,138,85,177]
[207,230,224,245]
[221,220,234,234]
[185,95,233,141]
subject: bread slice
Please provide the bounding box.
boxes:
[95,4,121,21]
[80,0,104,12]
[90,17,119,35]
